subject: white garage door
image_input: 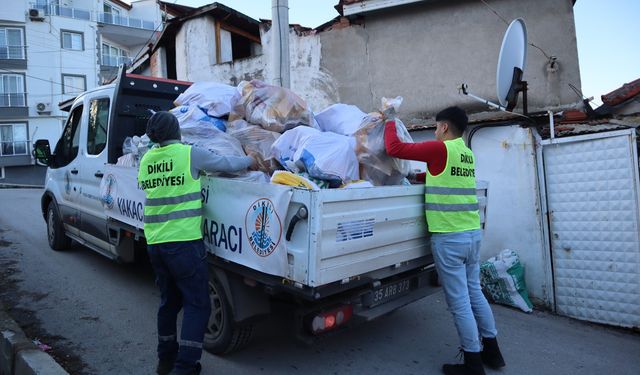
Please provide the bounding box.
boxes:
[543,130,640,328]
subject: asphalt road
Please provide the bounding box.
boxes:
[0,188,639,375]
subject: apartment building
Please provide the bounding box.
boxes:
[0,0,164,185]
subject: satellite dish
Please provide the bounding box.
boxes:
[497,18,527,110]
[460,18,529,115]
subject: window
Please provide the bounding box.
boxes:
[0,74,25,107]
[101,43,129,67]
[103,3,122,25]
[61,31,83,51]
[87,98,109,155]
[0,27,24,59]
[62,74,85,94]
[53,105,83,167]
[0,123,27,156]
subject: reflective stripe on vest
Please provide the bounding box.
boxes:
[138,143,202,244]
[425,137,480,233]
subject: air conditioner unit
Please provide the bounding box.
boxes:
[28,8,45,21]
[36,102,52,114]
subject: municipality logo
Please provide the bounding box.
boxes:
[245,198,282,257]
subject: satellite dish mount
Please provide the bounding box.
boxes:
[460,18,528,116]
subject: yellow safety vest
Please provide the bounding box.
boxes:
[425,138,480,233]
[138,143,202,244]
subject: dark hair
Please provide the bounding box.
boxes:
[435,106,468,136]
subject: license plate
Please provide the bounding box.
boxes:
[364,278,412,307]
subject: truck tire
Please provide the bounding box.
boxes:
[47,202,71,251]
[203,276,253,355]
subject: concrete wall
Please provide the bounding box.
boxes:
[166,0,580,118]
[412,125,550,306]
[319,0,581,122]
[172,20,340,113]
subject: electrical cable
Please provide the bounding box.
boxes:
[0,67,86,92]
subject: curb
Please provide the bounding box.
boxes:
[0,301,68,375]
[0,184,43,189]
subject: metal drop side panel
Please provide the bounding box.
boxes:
[311,185,430,286]
[542,130,640,328]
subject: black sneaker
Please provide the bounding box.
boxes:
[156,359,174,375]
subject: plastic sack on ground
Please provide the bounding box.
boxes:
[171,105,226,132]
[227,119,281,174]
[354,97,413,185]
[173,81,237,117]
[480,249,533,313]
[230,80,313,133]
[314,103,366,136]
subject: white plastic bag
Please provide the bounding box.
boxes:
[230,80,313,133]
[294,131,359,184]
[227,119,281,174]
[314,103,366,136]
[270,126,319,169]
[354,97,413,186]
[174,81,237,117]
[174,108,244,157]
[171,105,226,132]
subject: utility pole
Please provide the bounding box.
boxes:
[271,0,290,88]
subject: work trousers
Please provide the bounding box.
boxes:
[148,239,211,374]
[431,229,498,352]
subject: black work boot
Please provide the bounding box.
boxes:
[481,337,506,369]
[442,351,486,375]
[156,358,174,375]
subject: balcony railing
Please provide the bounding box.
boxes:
[0,45,26,60]
[96,12,155,30]
[29,3,158,31]
[101,55,132,67]
[0,93,26,107]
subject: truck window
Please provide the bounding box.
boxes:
[87,98,109,155]
[53,104,83,167]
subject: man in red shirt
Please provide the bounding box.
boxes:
[384,106,505,375]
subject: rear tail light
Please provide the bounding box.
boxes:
[310,305,353,335]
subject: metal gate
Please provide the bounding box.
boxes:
[541,129,640,328]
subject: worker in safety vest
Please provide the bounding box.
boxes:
[384,106,505,375]
[139,111,257,375]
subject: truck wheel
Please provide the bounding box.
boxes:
[47,202,71,251]
[203,277,253,355]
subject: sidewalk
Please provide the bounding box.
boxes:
[0,301,68,375]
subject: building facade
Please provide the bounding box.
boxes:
[0,0,163,185]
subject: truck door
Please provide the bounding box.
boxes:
[77,96,110,246]
[49,104,84,235]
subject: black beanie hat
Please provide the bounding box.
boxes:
[146,111,181,144]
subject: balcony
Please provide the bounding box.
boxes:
[0,93,28,119]
[96,12,155,30]
[29,3,159,31]
[101,54,132,67]
[0,45,27,69]
[0,140,31,167]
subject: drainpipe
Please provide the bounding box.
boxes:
[548,110,555,143]
[272,0,290,88]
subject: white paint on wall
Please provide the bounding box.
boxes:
[176,20,340,113]
[220,28,232,63]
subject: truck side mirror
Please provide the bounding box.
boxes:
[33,139,53,166]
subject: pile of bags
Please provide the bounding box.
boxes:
[119,79,414,190]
